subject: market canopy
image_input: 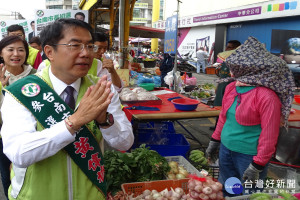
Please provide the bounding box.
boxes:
[129,25,165,39]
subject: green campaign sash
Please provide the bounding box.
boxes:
[4,74,107,196]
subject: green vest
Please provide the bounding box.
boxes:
[7,66,105,200]
[88,58,99,76]
[27,46,39,66]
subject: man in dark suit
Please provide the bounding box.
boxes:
[28,21,35,41]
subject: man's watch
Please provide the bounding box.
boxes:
[97,112,114,127]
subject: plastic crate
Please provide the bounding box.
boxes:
[121,179,189,199]
[132,133,190,157]
[137,121,176,134]
[205,66,217,74]
[165,156,202,177]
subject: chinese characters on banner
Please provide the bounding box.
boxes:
[164,15,178,54]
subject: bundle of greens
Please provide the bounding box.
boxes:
[104,144,170,194]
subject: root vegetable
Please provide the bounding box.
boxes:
[202,187,213,195]
[152,193,162,199]
[194,184,203,193]
[198,193,209,200]
[188,180,196,190]
[175,188,184,196]
[145,195,153,200]
[217,191,224,199]
[160,189,169,197]
[215,182,223,190]
[211,184,219,192]
[189,191,199,199]
[209,193,217,199]
[168,173,176,180]
[175,173,186,179]
[143,189,151,196]
[178,169,189,177]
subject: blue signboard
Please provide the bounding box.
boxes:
[164,15,178,54]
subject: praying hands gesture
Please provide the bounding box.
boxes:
[68,75,114,133]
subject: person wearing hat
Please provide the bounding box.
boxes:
[206,36,295,196]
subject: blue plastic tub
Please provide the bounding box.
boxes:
[132,133,190,157]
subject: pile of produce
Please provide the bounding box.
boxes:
[104,144,170,195]
[188,176,223,200]
[250,191,298,200]
[120,87,158,101]
[129,187,186,200]
[190,83,216,99]
[167,161,189,180]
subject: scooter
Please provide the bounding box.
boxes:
[177,52,197,72]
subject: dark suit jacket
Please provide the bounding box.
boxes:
[28,32,35,42]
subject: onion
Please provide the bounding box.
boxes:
[199,193,209,200]
[215,182,223,190]
[176,173,186,179]
[194,184,202,193]
[143,189,151,196]
[202,187,213,195]
[175,187,184,196]
[152,192,162,199]
[209,193,217,199]
[168,173,176,180]
[178,169,189,177]
[189,191,199,199]
[194,180,203,186]
[145,195,153,200]
[160,189,169,197]
[211,184,219,192]
[169,161,178,168]
[188,180,196,190]
[151,190,158,195]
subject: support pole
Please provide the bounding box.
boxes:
[119,0,125,68]
[173,0,181,93]
[151,0,160,53]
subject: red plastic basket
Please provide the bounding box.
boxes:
[121,179,189,199]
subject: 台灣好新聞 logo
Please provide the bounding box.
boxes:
[225,177,243,194]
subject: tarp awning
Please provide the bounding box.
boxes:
[129,25,165,39]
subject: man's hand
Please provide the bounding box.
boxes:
[242,163,262,182]
[0,64,9,87]
[69,75,113,129]
[205,140,220,164]
[102,56,115,73]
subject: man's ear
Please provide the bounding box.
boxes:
[44,45,55,61]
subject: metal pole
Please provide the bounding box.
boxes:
[119,0,125,68]
[173,0,181,93]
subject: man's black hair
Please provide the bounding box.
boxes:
[94,32,109,43]
[75,12,85,20]
[30,21,35,25]
[29,36,41,46]
[39,18,94,49]
[7,24,25,35]
[227,40,241,49]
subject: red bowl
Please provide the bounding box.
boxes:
[171,98,200,111]
[295,95,300,104]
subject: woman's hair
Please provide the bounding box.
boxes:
[0,35,29,65]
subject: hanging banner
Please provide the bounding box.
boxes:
[164,15,178,54]
[0,20,33,41]
[34,9,89,36]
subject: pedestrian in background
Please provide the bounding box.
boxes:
[196,47,208,74]
[160,53,174,87]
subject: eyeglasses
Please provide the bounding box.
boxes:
[52,43,99,53]
[9,33,24,37]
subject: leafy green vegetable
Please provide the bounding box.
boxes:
[104,144,170,194]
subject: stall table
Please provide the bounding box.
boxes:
[122,88,221,145]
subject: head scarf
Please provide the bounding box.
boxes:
[220,36,295,128]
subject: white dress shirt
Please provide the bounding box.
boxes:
[1,67,134,168]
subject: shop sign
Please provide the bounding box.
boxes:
[164,15,178,54]
[193,6,261,23]
[134,3,148,9]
